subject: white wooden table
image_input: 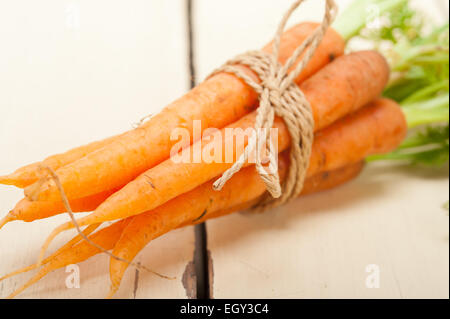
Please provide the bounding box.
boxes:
[0,0,448,299]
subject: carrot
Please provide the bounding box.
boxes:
[4,161,362,298]
[41,98,407,259]
[0,133,123,188]
[191,161,366,225]
[298,161,364,196]
[25,23,345,201]
[108,160,365,296]
[29,49,387,202]
[4,220,128,299]
[0,188,120,230]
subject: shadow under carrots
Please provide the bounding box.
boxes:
[3,162,448,298]
[204,161,449,251]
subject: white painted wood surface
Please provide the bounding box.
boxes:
[0,0,194,299]
[195,0,450,299]
[0,0,448,299]
[206,164,449,298]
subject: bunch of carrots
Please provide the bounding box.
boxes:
[0,21,407,298]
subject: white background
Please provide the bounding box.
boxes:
[0,0,448,298]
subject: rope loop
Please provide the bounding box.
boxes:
[209,0,338,211]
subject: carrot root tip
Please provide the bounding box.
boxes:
[38,224,68,266]
[0,214,14,231]
[0,173,30,188]
[0,175,13,185]
[0,264,39,282]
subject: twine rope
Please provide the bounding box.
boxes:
[35,165,174,281]
[210,0,338,211]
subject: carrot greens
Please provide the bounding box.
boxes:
[335,0,449,167]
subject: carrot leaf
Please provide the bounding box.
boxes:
[339,0,449,169]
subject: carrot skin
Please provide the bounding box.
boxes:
[5,50,389,229]
[0,133,123,188]
[0,188,119,230]
[59,97,405,232]
[27,23,345,201]
[300,161,364,196]
[308,98,407,174]
[303,50,390,128]
[4,161,359,298]
[193,161,365,224]
[9,100,404,297]
[108,160,365,294]
[37,98,406,266]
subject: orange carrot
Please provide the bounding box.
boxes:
[0,188,120,230]
[41,98,406,258]
[0,133,123,188]
[4,161,361,298]
[108,160,365,296]
[298,161,364,196]
[195,161,365,224]
[4,220,128,299]
[25,23,345,201]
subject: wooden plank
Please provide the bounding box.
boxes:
[195,0,449,299]
[194,0,354,81]
[0,0,195,299]
[206,164,449,298]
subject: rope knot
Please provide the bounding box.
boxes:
[208,0,337,211]
[262,77,282,93]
